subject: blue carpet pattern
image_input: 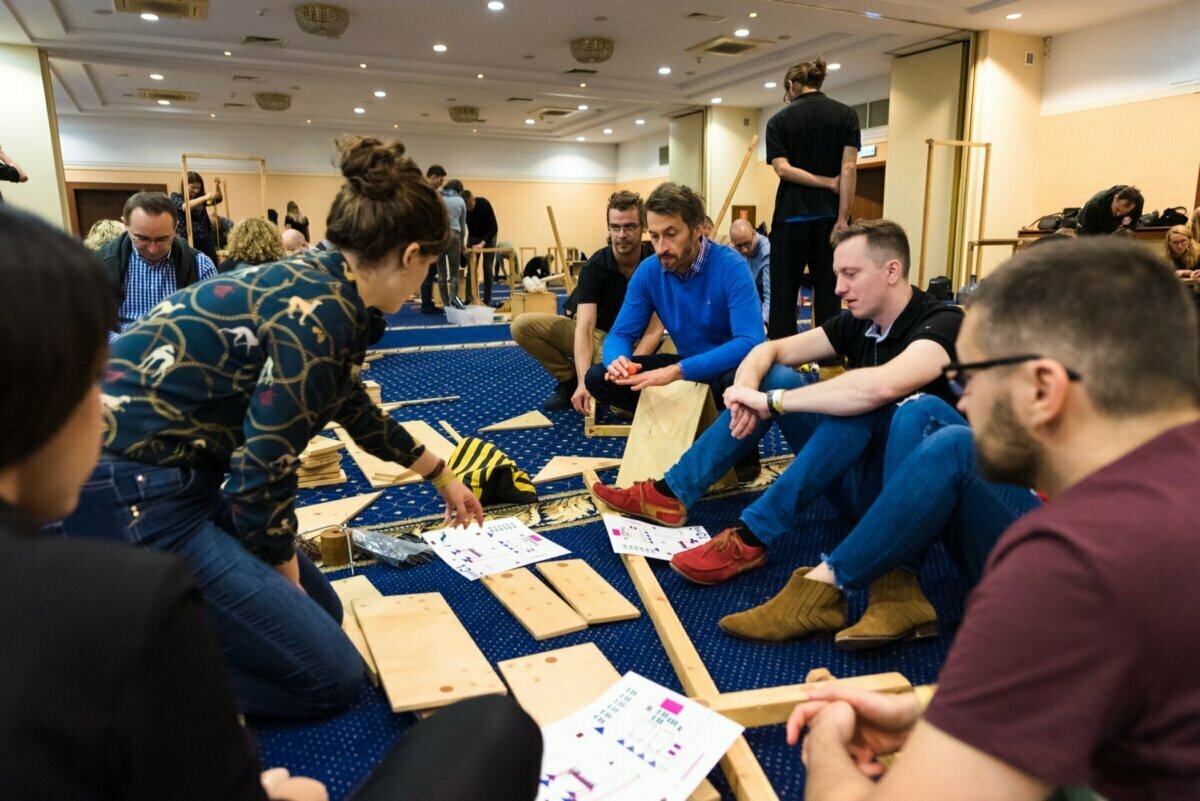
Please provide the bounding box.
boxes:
[249,321,961,801]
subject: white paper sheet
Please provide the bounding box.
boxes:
[422,517,570,580]
[536,672,744,801]
[603,514,712,561]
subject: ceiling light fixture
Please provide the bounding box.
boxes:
[374,90,386,97]
[223,50,232,56]
[577,104,589,111]
[488,1,504,9]
[477,73,484,79]
[1006,12,1022,19]
[658,66,671,75]
[576,136,585,141]
[140,12,158,21]
[635,118,645,125]
[711,97,723,104]
[525,118,535,124]
[306,118,312,123]
[828,63,841,70]
[359,63,367,68]
[579,82,587,88]
[734,28,749,37]
[209,113,216,118]
[150,73,164,80]
[765,81,777,88]
[603,128,613,134]
[157,99,170,105]
[433,44,447,53]
[354,107,365,114]
[865,11,881,18]
[749,11,758,18]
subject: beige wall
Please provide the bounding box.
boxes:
[1035,93,1200,221]
[0,45,68,227]
[705,106,761,226]
[669,111,706,194]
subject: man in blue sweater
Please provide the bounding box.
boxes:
[584,183,765,467]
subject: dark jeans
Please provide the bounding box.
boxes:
[468,236,497,305]
[583,354,738,415]
[768,218,837,338]
[59,453,362,718]
[353,695,542,801]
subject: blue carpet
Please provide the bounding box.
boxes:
[374,322,513,349]
[250,333,962,800]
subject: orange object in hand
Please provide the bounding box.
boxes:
[625,363,641,375]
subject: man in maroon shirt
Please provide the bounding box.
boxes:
[788,238,1200,801]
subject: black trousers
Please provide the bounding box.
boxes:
[768,217,837,339]
[583,354,737,415]
[467,235,498,305]
[352,695,542,801]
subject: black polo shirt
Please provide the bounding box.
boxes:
[765,91,861,222]
[570,242,655,332]
[821,286,963,405]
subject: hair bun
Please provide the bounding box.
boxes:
[335,135,416,201]
[810,56,828,78]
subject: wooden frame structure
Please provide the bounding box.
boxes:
[583,470,915,799]
[918,138,991,291]
[964,238,1022,286]
[179,153,267,250]
[466,245,518,306]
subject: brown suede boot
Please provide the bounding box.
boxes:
[718,567,846,643]
[834,570,939,652]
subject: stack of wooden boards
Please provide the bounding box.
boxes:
[297,435,346,488]
[362,380,383,405]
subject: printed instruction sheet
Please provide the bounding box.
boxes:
[423,517,570,580]
[603,514,711,561]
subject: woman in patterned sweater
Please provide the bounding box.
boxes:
[60,136,484,719]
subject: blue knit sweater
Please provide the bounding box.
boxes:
[603,240,765,380]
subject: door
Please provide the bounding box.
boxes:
[66,182,168,237]
[850,164,885,222]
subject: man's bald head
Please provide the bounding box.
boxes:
[730,219,756,257]
[281,228,309,254]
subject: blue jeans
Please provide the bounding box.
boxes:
[59,453,363,718]
[664,365,894,545]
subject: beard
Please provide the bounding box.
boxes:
[975,395,1042,489]
[664,237,699,275]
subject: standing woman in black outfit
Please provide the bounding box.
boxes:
[285,200,311,241]
[765,56,861,338]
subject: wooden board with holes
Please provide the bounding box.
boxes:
[535,560,640,624]
[329,575,383,686]
[482,568,588,640]
[615,381,736,490]
[334,421,456,487]
[478,410,553,433]
[353,593,506,712]
[531,455,622,484]
[295,491,383,537]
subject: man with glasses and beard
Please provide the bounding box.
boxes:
[511,190,662,411]
[97,191,216,340]
[791,238,1200,801]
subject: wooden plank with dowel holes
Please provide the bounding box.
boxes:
[497,642,620,727]
[481,568,588,641]
[329,576,383,686]
[353,593,506,712]
[536,560,640,624]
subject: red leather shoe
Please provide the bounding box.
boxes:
[591,480,687,527]
[670,528,766,586]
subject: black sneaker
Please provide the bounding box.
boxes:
[734,449,761,483]
[543,379,577,411]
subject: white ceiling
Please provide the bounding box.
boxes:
[0,0,1175,144]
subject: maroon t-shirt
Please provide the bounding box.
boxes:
[926,419,1200,801]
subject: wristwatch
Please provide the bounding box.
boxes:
[767,389,786,418]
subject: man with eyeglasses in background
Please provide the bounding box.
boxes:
[511,190,662,412]
[97,192,216,340]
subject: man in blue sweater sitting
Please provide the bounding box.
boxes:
[584,182,765,477]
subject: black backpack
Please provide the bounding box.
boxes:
[927,276,952,302]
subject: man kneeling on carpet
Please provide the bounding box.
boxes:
[792,238,1200,801]
[593,219,970,640]
[511,190,662,412]
[584,182,765,476]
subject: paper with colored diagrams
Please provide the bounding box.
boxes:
[422,517,569,580]
[602,514,711,561]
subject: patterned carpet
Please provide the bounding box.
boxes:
[249,320,962,800]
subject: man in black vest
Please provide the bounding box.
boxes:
[97,192,215,338]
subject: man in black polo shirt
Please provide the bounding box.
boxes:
[463,189,499,305]
[595,220,963,596]
[765,56,861,338]
[511,190,661,411]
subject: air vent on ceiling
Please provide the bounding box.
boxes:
[506,96,534,103]
[137,88,198,102]
[530,106,578,120]
[114,0,208,19]
[231,75,266,82]
[223,102,250,108]
[242,35,287,48]
[1024,50,1035,66]
[687,35,773,57]
[563,68,598,75]
[685,12,727,23]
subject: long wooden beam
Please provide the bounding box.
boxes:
[702,672,913,728]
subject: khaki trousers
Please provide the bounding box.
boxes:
[510,313,605,383]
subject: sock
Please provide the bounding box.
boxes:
[735,521,765,548]
[651,479,677,499]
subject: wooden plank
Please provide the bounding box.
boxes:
[353,593,506,712]
[296,469,347,489]
[378,395,460,411]
[615,381,734,489]
[439,419,464,444]
[334,421,456,487]
[330,576,383,686]
[481,568,588,641]
[497,642,619,726]
[478,409,553,433]
[536,559,640,624]
[295,491,383,537]
[720,737,780,801]
[702,672,913,728]
[301,435,343,458]
[531,455,622,484]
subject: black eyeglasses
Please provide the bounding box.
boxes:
[608,224,641,235]
[942,354,1082,397]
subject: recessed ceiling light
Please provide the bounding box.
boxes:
[828,63,841,70]
[577,104,589,111]
[393,123,399,128]
[433,44,447,53]
[749,11,758,18]
[1006,12,1022,19]
[150,73,164,80]
[576,136,586,141]
[734,28,749,37]
[579,82,587,88]
[473,128,478,133]
[865,11,881,18]
[306,119,312,123]
[157,99,170,105]
[374,90,386,97]
[525,118,535,125]
[711,97,723,104]
[764,81,777,89]
[658,66,671,75]
[354,107,365,114]
[603,128,613,134]
[477,73,484,79]
[140,12,158,21]
[488,0,504,9]
[223,50,232,56]
[209,113,216,118]
[359,63,367,69]
[635,118,645,125]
